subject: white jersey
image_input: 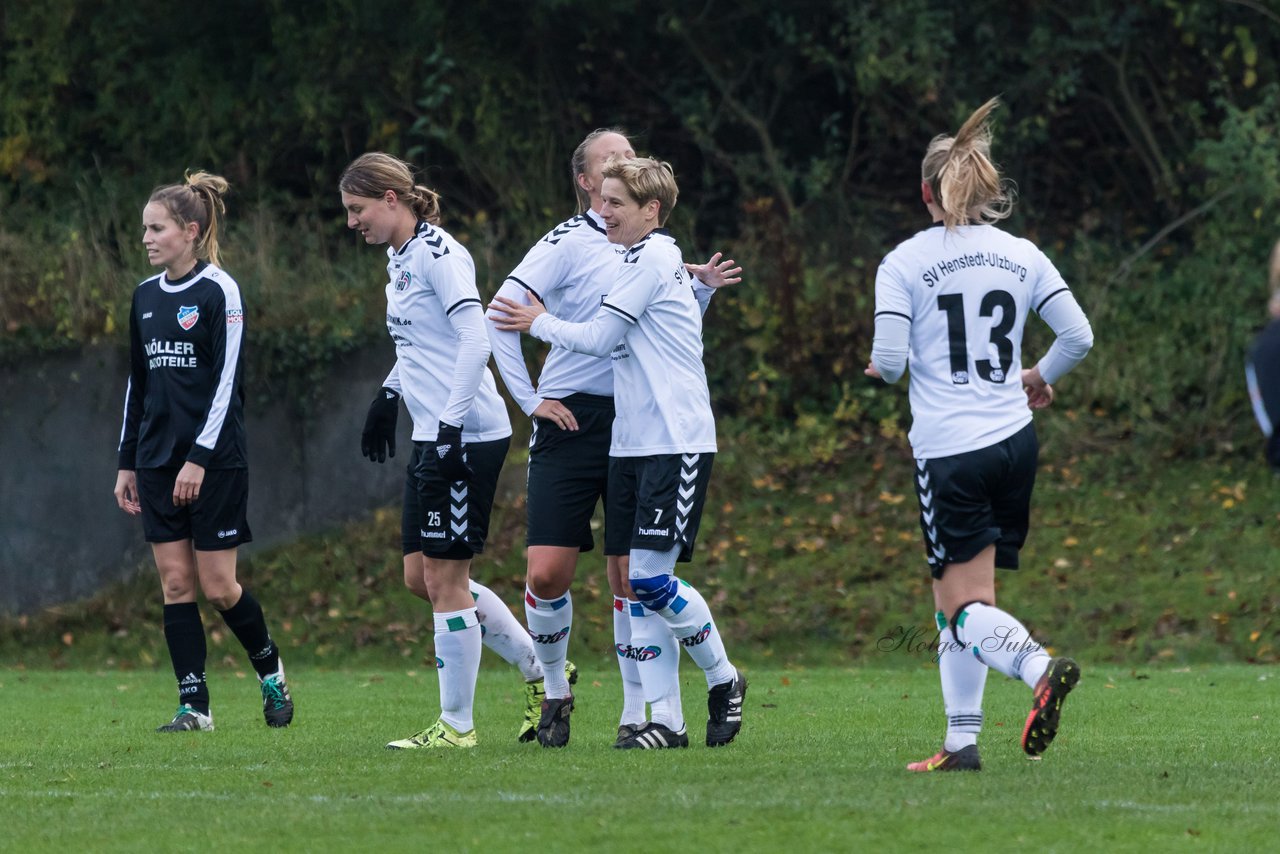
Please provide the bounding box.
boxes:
[530,230,716,456]
[382,220,510,443]
[486,209,624,414]
[874,223,1084,458]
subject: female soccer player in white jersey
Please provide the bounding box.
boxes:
[342,152,526,749]
[115,172,293,732]
[866,98,1094,771]
[485,129,741,747]
[491,157,747,750]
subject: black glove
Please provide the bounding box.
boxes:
[434,421,472,482]
[361,387,400,463]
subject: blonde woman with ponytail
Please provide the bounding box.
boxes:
[115,171,294,733]
[866,98,1094,772]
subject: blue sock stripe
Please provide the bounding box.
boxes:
[628,601,646,617]
[668,595,688,615]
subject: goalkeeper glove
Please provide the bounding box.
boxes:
[361,387,400,463]
[433,421,472,482]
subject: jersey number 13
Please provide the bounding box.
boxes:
[937,290,1016,385]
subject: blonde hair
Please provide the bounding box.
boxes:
[149,171,230,266]
[339,152,441,224]
[922,97,1015,230]
[600,156,678,226]
[571,127,629,213]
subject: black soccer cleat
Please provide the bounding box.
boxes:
[614,721,689,750]
[536,696,574,748]
[156,704,214,733]
[906,744,982,772]
[261,671,294,728]
[1022,657,1080,756]
[706,670,747,747]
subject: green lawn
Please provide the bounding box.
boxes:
[2,663,1275,852]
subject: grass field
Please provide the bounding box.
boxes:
[2,662,1275,852]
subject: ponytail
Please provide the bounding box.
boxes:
[149,170,231,265]
[921,97,1014,230]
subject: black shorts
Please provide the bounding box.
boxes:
[914,422,1038,579]
[402,436,510,560]
[137,466,252,551]
[527,393,627,554]
[606,452,715,563]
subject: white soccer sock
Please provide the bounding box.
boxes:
[630,604,683,731]
[470,580,541,681]
[433,608,481,733]
[614,597,647,727]
[954,602,1051,689]
[660,579,734,688]
[936,616,987,752]
[524,588,573,698]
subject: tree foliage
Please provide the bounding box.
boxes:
[2,0,1278,453]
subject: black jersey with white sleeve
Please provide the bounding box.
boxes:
[117,261,247,470]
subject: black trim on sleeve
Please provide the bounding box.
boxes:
[507,276,543,303]
[875,310,913,321]
[1035,288,1071,314]
[446,297,483,316]
[602,302,638,324]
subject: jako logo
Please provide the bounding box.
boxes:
[217,529,238,539]
[615,643,661,661]
[528,627,569,645]
[679,623,712,647]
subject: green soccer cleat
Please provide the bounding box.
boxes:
[386,719,477,750]
[156,704,214,733]
[518,660,578,743]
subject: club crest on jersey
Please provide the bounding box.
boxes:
[395,270,411,291]
[176,305,199,330]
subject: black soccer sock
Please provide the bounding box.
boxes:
[218,589,281,679]
[163,602,210,714]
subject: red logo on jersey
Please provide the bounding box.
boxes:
[177,305,199,330]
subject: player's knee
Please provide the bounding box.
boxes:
[630,573,678,612]
[949,599,992,642]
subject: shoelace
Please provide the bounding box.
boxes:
[262,678,288,708]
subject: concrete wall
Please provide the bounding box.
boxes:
[0,345,412,615]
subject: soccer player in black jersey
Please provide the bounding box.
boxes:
[867,99,1093,771]
[115,172,293,732]
[1246,240,1280,472]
